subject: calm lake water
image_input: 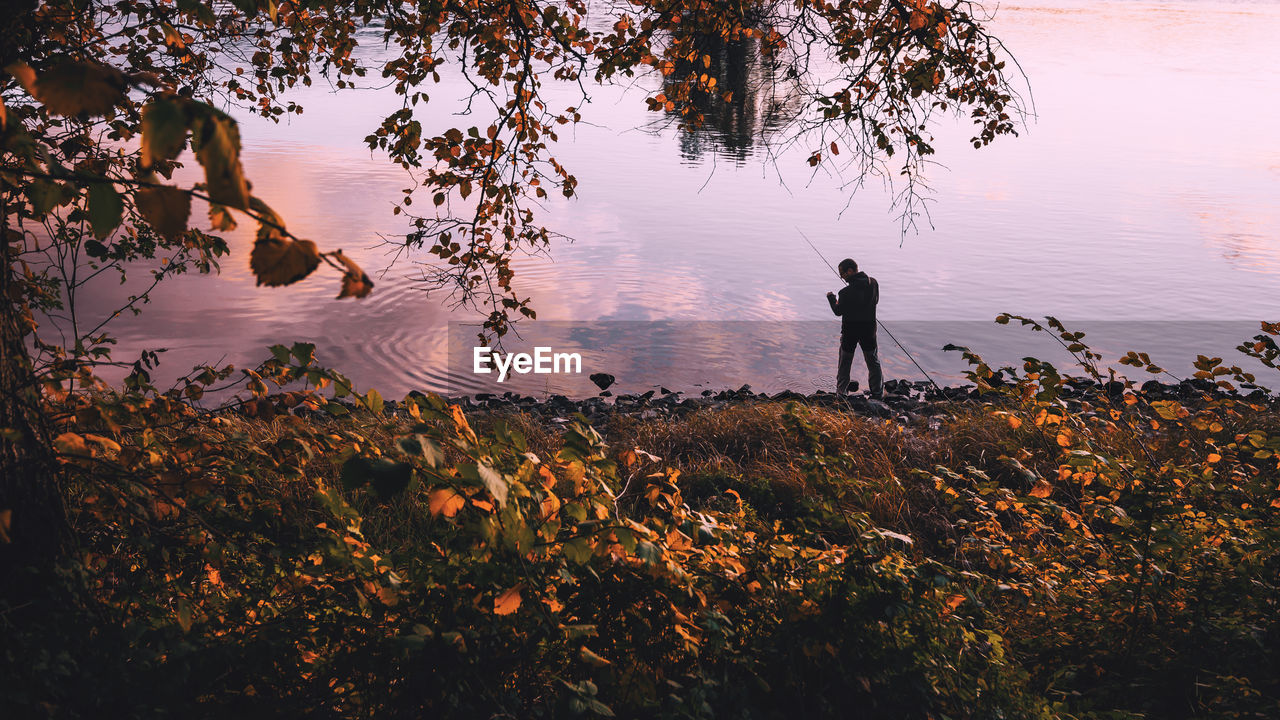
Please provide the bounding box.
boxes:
[71,0,1280,398]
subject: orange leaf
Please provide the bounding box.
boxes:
[428,487,465,518]
[539,492,561,520]
[1028,480,1052,498]
[494,585,522,615]
[54,432,89,456]
[332,250,374,299]
[6,62,37,97]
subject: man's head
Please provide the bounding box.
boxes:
[838,258,858,281]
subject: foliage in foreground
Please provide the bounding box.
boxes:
[3,321,1280,719]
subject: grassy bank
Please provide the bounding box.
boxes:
[4,329,1280,719]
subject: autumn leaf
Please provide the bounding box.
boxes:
[13,60,126,116]
[191,110,249,210]
[428,487,466,518]
[248,196,285,227]
[332,250,374,299]
[208,203,236,231]
[141,96,189,169]
[5,62,37,97]
[1028,480,1053,498]
[135,185,191,240]
[494,585,522,615]
[54,432,90,456]
[251,230,320,287]
[579,647,612,667]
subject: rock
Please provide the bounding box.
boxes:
[589,372,616,391]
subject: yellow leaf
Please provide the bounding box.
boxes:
[494,585,522,615]
[1028,480,1053,498]
[83,433,121,454]
[449,404,478,445]
[1207,453,1221,464]
[191,110,249,209]
[250,231,319,287]
[1055,433,1071,447]
[20,60,126,116]
[54,432,89,456]
[539,492,561,520]
[1007,415,1022,430]
[428,487,466,518]
[332,250,374,299]
[135,185,191,240]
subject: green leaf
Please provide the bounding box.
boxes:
[269,344,291,364]
[27,180,73,216]
[86,182,123,239]
[478,462,509,506]
[564,537,593,564]
[364,388,384,415]
[141,96,189,168]
[341,456,413,499]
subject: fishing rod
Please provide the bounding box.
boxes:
[797,228,946,397]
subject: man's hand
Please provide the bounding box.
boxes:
[826,291,836,300]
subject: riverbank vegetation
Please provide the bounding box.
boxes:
[4,320,1279,719]
[4,2,1276,717]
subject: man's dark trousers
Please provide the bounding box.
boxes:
[837,321,882,397]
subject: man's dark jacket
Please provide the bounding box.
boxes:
[828,271,879,349]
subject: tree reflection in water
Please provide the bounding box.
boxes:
[653,23,804,164]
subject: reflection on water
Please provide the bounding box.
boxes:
[59,0,1280,399]
[658,32,802,164]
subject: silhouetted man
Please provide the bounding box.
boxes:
[826,258,882,398]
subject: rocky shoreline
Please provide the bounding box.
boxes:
[406,376,1275,427]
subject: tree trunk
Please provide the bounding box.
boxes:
[0,204,68,583]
